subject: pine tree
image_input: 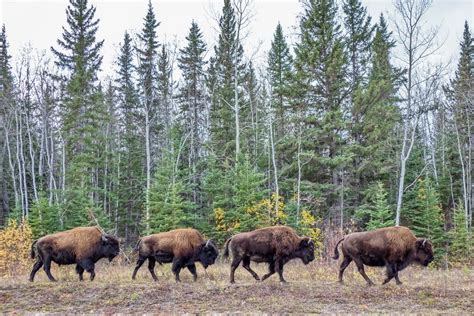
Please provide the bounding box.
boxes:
[28,193,59,238]
[115,31,144,241]
[51,0,105,228]
[355,182,394,230]
[136,0,160,232]
[354,14,402,206]
[148,129,195,234]
[207,0,245,160]
[267,22,293,142]
[448,204,473,265]
[409,177,446,264]
[178,21,207,205]
[0,24,15,221]
[292,0,349,223]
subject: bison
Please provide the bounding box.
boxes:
[132,228,218,282]
[29,226,120,282]
[223,226,315,283]
[333,226,434,286]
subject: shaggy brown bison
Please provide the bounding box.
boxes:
[29,226,120,282]
[223,226,315,283]
[333,226,434,286]
[132,228,218,282]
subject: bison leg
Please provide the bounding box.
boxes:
[229,256,242,284]
[132,256,146,280]
[148,257,158,281]
[394,266,403,285]
[261,261,275,281]
[338,257,352,284]
[43,255,57,282]
[354,259,374,286]
[76,265,85,281]
[242,257,260,281]
[171,258,183,282]
[29,260,43,282]
[275,259,287,283]
[382,264,396,285]
[187,264,198,282]
[81,260,96,281]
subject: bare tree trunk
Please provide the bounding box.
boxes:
[5,121,19,209]
[268,115,279,221]
[145,110,151,232]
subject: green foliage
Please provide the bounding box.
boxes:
[355,182,394,230]
[408,177,446,264]
[448,204,473,265]
[28,194,60,238]
[147,127,196,235]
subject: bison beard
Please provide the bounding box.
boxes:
[332,226,434,286]
[223,226,315,283]
[131,228,218,282]
[29,227,120,282]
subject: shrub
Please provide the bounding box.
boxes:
[0,219,33,277]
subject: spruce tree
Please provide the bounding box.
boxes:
[409,177,446,264]
[51,0,105,228]
[207,0,245,160]
[293,0,349,222]
[178,21,207,205]
[115,31,144,240]
[267,22,293,142]
[355,14,402,204]
[355,182,394,230]
[448,204,473,265]
[136,0,160,232]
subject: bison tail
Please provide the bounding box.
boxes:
[30,240,38,259]
[223,238,232,258]
[332,237,345,260]
[133,238,142,252]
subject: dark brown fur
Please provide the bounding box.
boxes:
[333,226,434,286]
[132,228,218,282]
[29,227,120,282]
[224,226,315,283]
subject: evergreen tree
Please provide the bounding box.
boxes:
[355,182,394,230]
[136,0,160,232]
[178,21,207,205]
[51,0,106,228]
[148,128,195,234]
[267,22,293,142]
[408,177,446,264]
[448,204,473,265]
[115,31,144,241]
[292,0,349,222]
[207,0,245,160]
[354,14,402,205]
[0,24,15,221]
[28,193,60,238]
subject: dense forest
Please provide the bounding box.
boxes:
[0,0,472,265]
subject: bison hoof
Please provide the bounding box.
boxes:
[396,281,403,285]
[367,282,374,287]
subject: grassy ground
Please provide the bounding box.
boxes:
[1,259,473,314]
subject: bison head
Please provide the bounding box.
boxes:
[295,237,315,264]
[199,239,219,269]
[414,238,434,266]
[100,234,120,262]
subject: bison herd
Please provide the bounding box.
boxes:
[29,225,434,286]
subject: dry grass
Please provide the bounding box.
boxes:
[1,259,473,314]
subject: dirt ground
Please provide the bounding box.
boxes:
[1,261,473,314]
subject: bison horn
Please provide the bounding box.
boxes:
[205,240,211,248]
[101,234,108,242]
[422,239,427,247]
